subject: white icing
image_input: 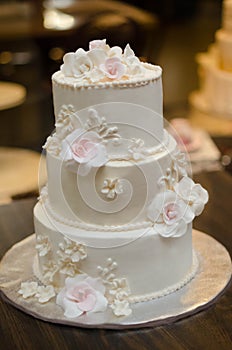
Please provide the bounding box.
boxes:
[45,134,178,227]
[34,202,194,300]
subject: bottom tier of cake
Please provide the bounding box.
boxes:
[34,202,197,311]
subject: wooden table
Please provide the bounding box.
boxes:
[0,170,231,349]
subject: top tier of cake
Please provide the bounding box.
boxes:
[52,40,163,149]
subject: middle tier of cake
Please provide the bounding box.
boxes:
[43,132,178,227]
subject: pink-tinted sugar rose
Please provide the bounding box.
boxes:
[67,282,97,312]
[71,138,98,163]
[163,202,181,225]
[56,275,108,318]
[100,57,126,80]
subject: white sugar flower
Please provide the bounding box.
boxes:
[110,299,132,317]
[36,235,51,257]
[174,176,208,215]
[18,281,38,298]
[58,237,87,263]
[101,178,124,199]
[59,258,79,277]
[36,285,56,303]
[123,44,144,75]
[147,190,194,237]
[61,49,93,77]
[128,138,147,160]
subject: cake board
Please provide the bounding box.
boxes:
[0,230,231,329]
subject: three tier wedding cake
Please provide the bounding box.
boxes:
[18,40,208,319]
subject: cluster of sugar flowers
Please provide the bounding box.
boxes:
[61,39,145,82]
[147,175,208,237]
[18,281,55,303]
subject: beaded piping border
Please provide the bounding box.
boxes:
[128,250,199,304]
[52,64,161,90]
[42,198,152,232]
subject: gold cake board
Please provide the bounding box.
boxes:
[0,230,231,329]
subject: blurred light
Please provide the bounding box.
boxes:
[45,0,75,9]
[43,8,75,30]
[221,155,231,167]
[49,47,65,61]
[0,51,13,64]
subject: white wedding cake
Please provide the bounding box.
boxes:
[19,40,208,319]
[190,0,232,119]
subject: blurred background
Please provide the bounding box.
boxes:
[1,0,231,202]
[0,0,223,149]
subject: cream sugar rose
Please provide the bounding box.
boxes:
[18,39,208,319]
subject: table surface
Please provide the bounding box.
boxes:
[0,170,231,350]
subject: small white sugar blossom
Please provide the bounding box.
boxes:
[35,285,56,303]
[97,259,132,317]
[18,281,55,304]
[18,281,38,298]
[58,237,87,263]
[58,258,80,277]
[128,138,148,160]
[36,235,51,257]
[110,299,132,317]
[101,178,124,199]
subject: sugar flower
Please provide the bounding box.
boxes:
[100,57,126,80]
[35,235,51,257]
[60,128,108,176]
[101,178,124,199]
[18,281,38,299]
[147,191,194,237]
[61,49,93,77]
[56,275,108,318]
[174,176,209,216]
[35,285,56,303]
[110,299,132,317]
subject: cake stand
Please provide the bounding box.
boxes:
[0,230,231,329]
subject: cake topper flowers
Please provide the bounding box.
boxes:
[60,39,147,83]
